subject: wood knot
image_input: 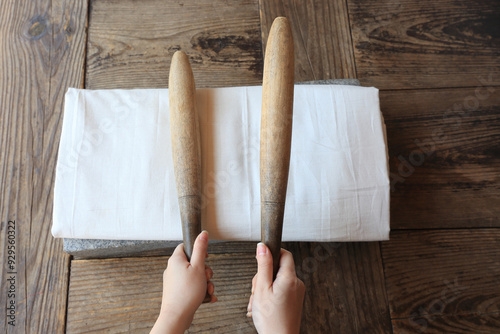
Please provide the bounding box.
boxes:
[190,29,263,75]
[28,16,48,39]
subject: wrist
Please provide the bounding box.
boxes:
[156,308,192,333]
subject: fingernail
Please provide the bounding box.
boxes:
[257,243,267,256]
[200,230,208,241]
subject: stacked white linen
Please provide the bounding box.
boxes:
[52,85,390,241]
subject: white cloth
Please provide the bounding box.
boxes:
[52,85,390,241]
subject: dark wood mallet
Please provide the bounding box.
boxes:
[169,51,210,302]
[260,17,294,279]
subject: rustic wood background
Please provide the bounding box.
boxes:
[1,0,498,333]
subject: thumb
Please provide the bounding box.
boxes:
[190,231,209,269]
[255,243,273,291]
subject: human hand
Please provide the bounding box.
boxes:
[151,231,217,334]
[247,243,305,334]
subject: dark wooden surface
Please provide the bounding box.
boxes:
[0,0,87,333]
[66,254,257,333]
[383,230,500,333]
[67,242,393,333]
[259,0,356,81]
[381,88,500,229]
[1,0,499,333]
[284,242,392,333]
[348,0,500,89]
[86,0,263,89]
[392,313,500,334]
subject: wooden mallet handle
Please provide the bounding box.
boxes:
[169,51,210,303]
[260,17,294,279]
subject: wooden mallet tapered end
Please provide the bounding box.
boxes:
[260,17,294,279]
[169,51,210,303]
[169,51,201,260]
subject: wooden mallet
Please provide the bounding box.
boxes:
[260,17,294,279]
[169,51,210,303]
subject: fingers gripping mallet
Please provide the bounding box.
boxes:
[169,51,210,302]
[260,17,294,279]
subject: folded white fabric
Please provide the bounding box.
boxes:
[52,85,390,241]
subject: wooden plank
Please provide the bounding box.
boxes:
[284,242,393,333]
[382,230,500,324]
[67,254,257,333]
[67,242,392,333]
[392,312,500,334]
[381,87,500,228]
[259,0,356,82]
[0,0,87,333]
[348,0,500,89]
[86,0,263,89]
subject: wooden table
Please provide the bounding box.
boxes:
[1,0,499,333]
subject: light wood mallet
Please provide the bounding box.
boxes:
[169,51,210,302]
[260,17,294,279]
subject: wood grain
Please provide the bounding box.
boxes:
[67,254,258,333]
[86,0,263,89]
[348,0,500,89]
[259,0,356,81]
[283,242,392,333]
[381,87,500,228]
[67,242,392,333]
[260,17,294,278]
[0,0,87,333]
[169,51,202,261]
[392,312,500,334]
[382,230,500,321]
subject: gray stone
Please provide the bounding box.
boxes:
[63,238,180,259]
[299,79,360,86]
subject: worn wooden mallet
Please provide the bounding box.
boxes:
[260,17,294,279]
[169,51,210,303]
